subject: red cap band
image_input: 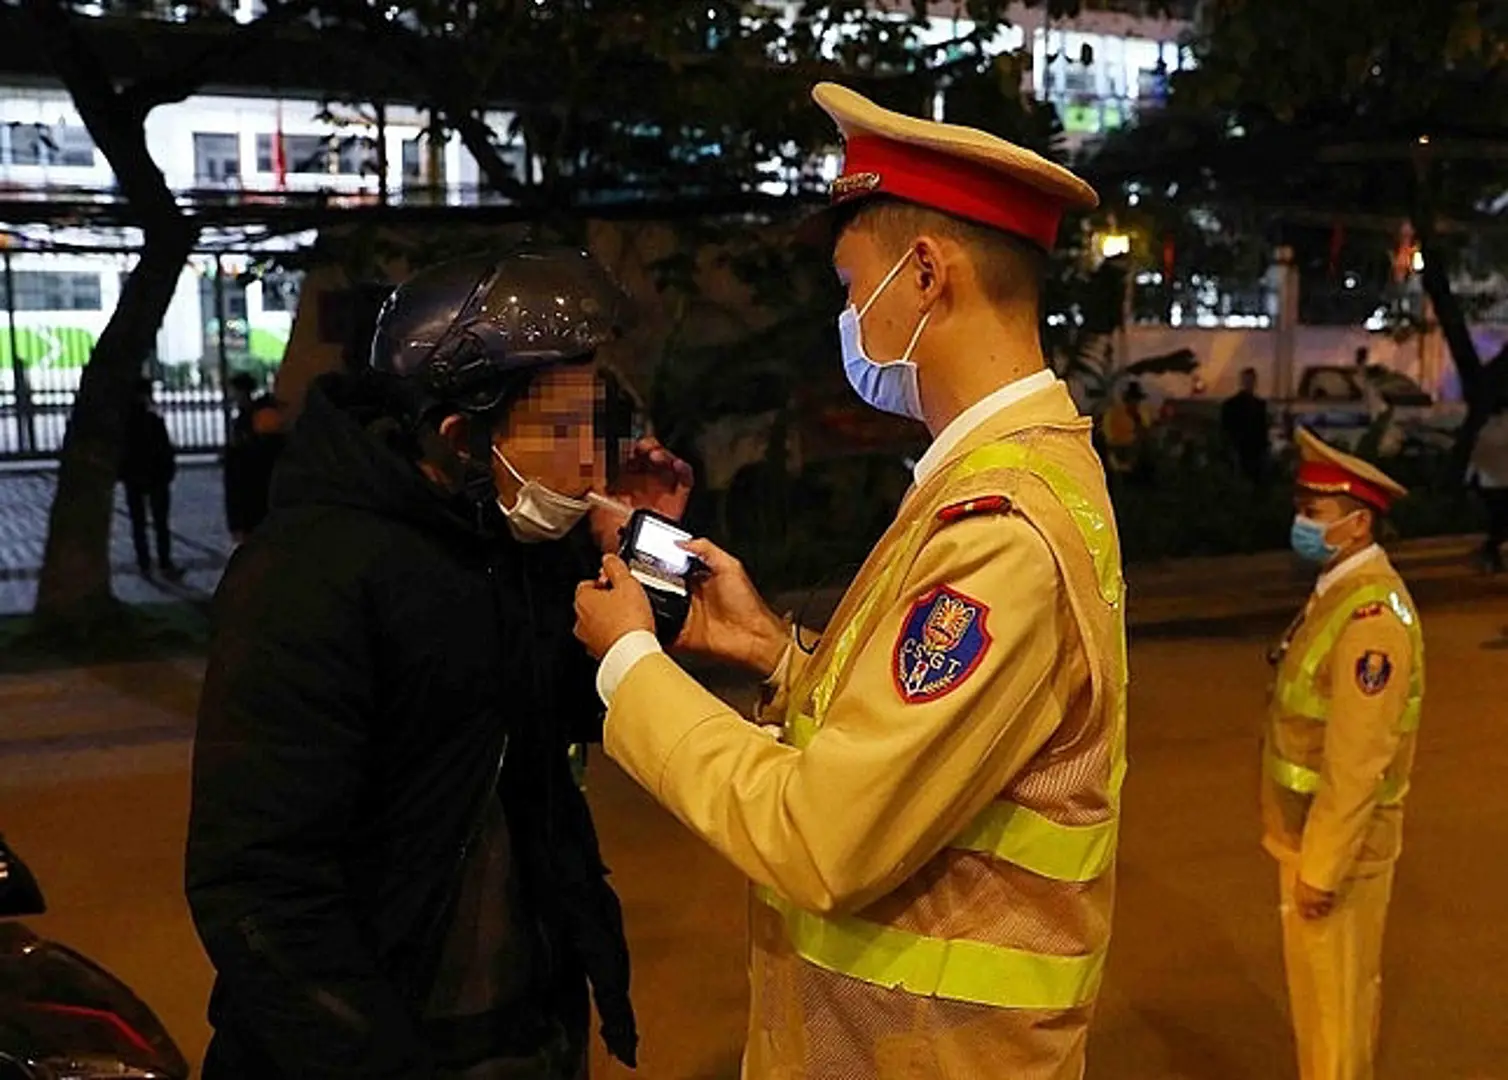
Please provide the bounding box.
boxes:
[836,135,1065,252]
[1297,461,1393,511]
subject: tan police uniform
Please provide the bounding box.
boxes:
[1264,428,1422,1080]
[596,86,1125,1079]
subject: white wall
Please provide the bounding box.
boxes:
[1124,324,1496,402]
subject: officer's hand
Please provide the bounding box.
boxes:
[1294,878,1336,920]
[676,538,787,677]
[574,555,655,660]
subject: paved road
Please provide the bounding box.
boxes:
[3,590,1506,1078]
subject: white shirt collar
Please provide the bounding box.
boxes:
[911,369,1059,486]
[1315,543,1383,598]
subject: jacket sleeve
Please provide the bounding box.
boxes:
[604,513,1076,914]
[186,543,434,1080]
[1299,611,1412,892]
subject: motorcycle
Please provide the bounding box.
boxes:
[0,834,189,1080]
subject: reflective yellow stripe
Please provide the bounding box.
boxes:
[951,802,1118,882]
[790,706,1116,882]
[1275,584,1425,733]
[755,887,1105,1010]
[1265,746,1407,806]
[950,443,1124,609]
[809,516,928,722]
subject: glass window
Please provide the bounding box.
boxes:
[7,123,43,165]
[2,271,104,312]
[194,132,241,184]
[256,133,332,174]
[56,125,96,167]
[335,136,377,176]
[258,270,302,313]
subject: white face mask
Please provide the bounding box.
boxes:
[837,249,932,421]
[491,445,592,543]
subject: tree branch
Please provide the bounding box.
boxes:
[119,0,326,116]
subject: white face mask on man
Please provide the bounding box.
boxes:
[491,444,592,543]
[837,248,932,422]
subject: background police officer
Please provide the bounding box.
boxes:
[1265,427,1422,1080]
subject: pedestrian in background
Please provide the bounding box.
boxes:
[120,377,183,581]
[1221,366,1271,487]
[224,372,285,544]
[1467,391,1508,573]
[1101,379,1155,484]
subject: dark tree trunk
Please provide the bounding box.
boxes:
[34,222,196,633]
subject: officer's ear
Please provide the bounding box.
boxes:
[911,234,950,315]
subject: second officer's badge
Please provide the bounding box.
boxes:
[894,587,992,703]
[1355,650,1393,696]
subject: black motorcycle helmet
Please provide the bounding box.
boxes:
[370,244,632,417]
[367,244,635,504]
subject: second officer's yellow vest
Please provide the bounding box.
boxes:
[1268,582,1424,807]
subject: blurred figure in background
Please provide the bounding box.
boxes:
[1101,379,1155,484]
[1467,392,1508,574]
[224,371,286,545]
[1222,366,1271,487]
[120,377,183,581]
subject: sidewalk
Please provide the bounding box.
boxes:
[0,461,233,615]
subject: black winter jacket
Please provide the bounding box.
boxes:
[186,374,635,1079]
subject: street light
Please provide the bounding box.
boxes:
[1100,232,1131,259]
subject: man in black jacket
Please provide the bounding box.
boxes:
[120,377,183,580]
[187,248,689,1079]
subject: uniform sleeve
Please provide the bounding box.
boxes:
[753,627,814,726]
[604,513,1072,914]
[1298,612,1412,892]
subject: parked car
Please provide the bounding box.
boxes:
[1275,365,1466,454]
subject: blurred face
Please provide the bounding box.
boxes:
[491,365,606,500]
[1241,370,1258,393]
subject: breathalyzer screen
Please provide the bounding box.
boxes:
[635,516,692,575]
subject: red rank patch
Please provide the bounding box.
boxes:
[893,587,992,703]
[1352,601,1387,620]
[937,495,1011,524]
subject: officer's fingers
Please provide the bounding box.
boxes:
[601,553,635,586]
[680,538,736,571]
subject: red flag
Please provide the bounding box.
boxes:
[273,101,287,191]
[1161,233,1175,281]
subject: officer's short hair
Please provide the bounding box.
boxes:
[839,196,1047,308]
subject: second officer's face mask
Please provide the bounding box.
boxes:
[491,444,592,543]
[837,248,931,422]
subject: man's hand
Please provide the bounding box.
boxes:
[676,538,788,677]
[588,437,695,554]
[574,555,656,660]
[1294,878,1337,920]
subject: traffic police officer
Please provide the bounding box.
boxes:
[574,84,1125,1079]
[1266,428,1423,1080]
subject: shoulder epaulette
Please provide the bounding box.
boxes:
[937,495,1012,524]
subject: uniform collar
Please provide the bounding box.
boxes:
[1315,543,1384,598]
[912,369,1059,486]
